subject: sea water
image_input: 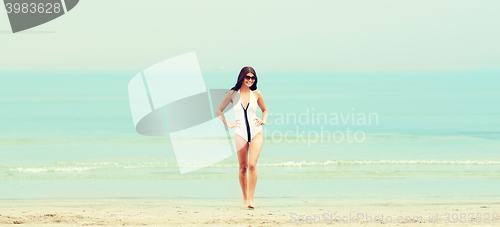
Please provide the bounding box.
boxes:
[1,71,499,200]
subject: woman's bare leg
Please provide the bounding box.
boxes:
[247,131,263,208]
[235,133,250,207]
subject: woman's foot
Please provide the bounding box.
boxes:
[242,199,250,208]
[247,200,254,209]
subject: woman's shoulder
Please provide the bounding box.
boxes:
[227,89,238,95]
[252,89,262,96]
[226,89,238,100]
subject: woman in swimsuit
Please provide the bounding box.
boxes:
[216,66,268,209]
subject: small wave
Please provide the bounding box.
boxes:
[3,159,499,173]
[251,160,500,167]
[11,166,99,173]
[5,161,177,173]
[210,160,500,167]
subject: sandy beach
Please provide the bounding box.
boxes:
[0,198,498,226]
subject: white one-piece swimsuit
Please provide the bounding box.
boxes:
[233,89,262,142]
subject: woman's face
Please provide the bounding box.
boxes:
[243,73,256,88]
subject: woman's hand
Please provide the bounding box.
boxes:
[228,120,241,129]
[253,118,265,127]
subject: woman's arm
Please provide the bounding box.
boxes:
[216,90,238,128]
[255,90,268,125]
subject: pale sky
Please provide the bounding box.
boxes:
[1,0,499,72]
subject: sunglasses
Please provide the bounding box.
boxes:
[244,75,257,80]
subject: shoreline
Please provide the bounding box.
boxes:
[1,198,498,226]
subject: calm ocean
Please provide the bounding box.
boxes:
[1,71,499,200]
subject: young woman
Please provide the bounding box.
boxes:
[216,66,268,209]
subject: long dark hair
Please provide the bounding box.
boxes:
[230,66,257,92]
